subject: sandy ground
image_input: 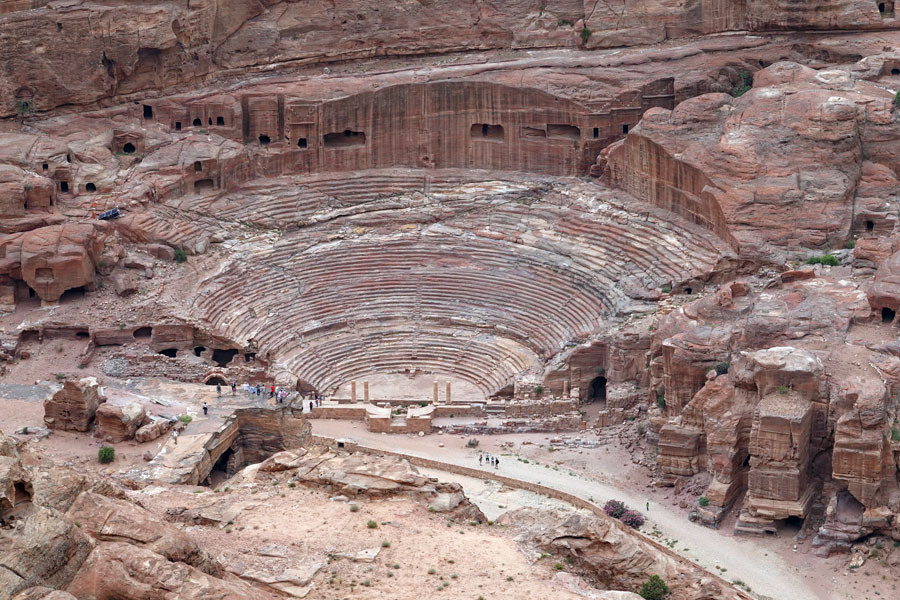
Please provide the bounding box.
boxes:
[134,478,589,600]
[310,419,899,600]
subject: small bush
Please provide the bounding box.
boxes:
[178,414,192,424]
[804,254,840,266]
[640,574,670,600]
[382,540,391,547]
[776,385,790,395]
[621,509,645,528]
[55,373,66,380]
[98,446,115,464]
[845,239,856,249]
[428,568,437,575]
[579,26,592,43]
[535,385,543,395]
[350,504,360,512]
[173,249,188,263]
[554,562,564,570]
[730,71,753,97]
[656,394,666,410]
[895,90,900,108]
[891,427,900,442]
[660,284,672,293]
[714,362,730,376]
[603,500,627,519]
[366,520,378,529]
[466,438,480,448]
[558,18,574,26]
[22,426,28,435]
[698,496,710,507]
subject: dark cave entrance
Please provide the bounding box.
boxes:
[212,348,239,367]
[589,376,607,405]
[882,307,895,324]
[158,348,178,358]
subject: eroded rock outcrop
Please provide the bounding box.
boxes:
[43,377,104,432]
[95,402,145,442]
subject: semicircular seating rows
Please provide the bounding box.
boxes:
[192,170,731,398]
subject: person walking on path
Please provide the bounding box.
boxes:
[646,501,650,511]
[202,401,208,416]
[270,385,275,398]
[309,401,314,412]
[216,383,222,397]
[495,457,499,469]
[172,429,179,445]
[479,453,483,465]
[231,382,236,396]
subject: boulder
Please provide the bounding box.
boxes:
[144,243,176,261]
[95,402,146,442]
[43,377,103,432]
[19,224,104,303]
[65,492,214,571]
[111,269,138,297]
[134,418,173,443]
[65,542,276,600]
[123,252,155,271]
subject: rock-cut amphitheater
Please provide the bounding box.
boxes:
[2,2,900,600]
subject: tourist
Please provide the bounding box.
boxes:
[202,401,208,416]
[216,383,221,397]
[309,401,314,412]
[646,501,649,511]
[479,453,483,465]
[231,381,236,395]
[256,384,262,397]
[173,429,179,445]
[495,457,499,468]
[270,384,275,398]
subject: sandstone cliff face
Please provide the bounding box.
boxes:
[601,61,900,262]
[43,377,104,432]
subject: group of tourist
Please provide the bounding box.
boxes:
[238,382,289,403]
[478,452,500,469]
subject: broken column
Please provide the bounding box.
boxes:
[433,382,438,403]
[351,381,357,403]
[364,381,369,403]
[445,382,451,404]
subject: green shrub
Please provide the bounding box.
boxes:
[366,520,378,529]
[98,446,115,464]
[579,26,592,43]
[174,249,188,263]
[656,394,666,410]
[558,18,574,26]
[640,574,670,600]
[845,239,856,249]
[382,540,391,547]
[776,385,790,395]
[730,72,753,97]
[804,254,839,266]
[55,373,66,380]
[714,362,730,376]
[535,385,543,395]
[177,414,192,424]
[895,90,900,108]
[698,496,709,507]
[660,284,672,293]
[350,504,360,512]
[891,427,900,442]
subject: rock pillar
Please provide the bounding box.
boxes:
[364,381,370,402]
[446,382,451,404]
[351,381,357,403]
[433,382,439,403]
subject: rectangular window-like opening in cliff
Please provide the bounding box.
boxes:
[143,105,153,119]
[471,124,504,142]
[622,124,630,134]
[879,2,895,16]
[882,307,895,323]
[175,121,182,131]
[194,161,202,173]
[42,163,48,171]
[297,138,308,149]
[194,179,214,193]
[217,116,225,126]
[522,127,547,138]
[60,181,69,193]
[866,220,875,232]
[324,130,366,148]
[593,127,600,139]
[547,124,580,140]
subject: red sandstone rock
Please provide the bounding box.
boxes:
[134,418,173,443]
[19,224,104,303]
[43,377,104,432]
[95,402,146,442]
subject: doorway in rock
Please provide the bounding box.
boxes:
[212,348,239,367]
[59,286,86,303]
[882,307,895,324]
[589,376,607,405]
[207,447,234,487]
[205,376,226,386]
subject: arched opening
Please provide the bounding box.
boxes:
[892,68,900,75]
[208,118,212,126]
[194,345,206,357]
[866,220,875,232]
[28,287,36,298]
[76,331,90,340]
[192,118,202,127]
[158,348,178,358]
[59,286,86,303]
[589,376,607,405]
[133,327,152,339]
[194,179,214,193]
[882,307,895,323]
[193,161,202,172]
[122,143,135,154]
[84,183,96,192]
[743,454,751,468]
[593,127,599,139]
[258,134,270,145]
[684,287,692,295]
[205,376,227,385]
[59,181,69,193]
[207,446,235,486]
[212,348,239,367]
[143,104,153,119]
[297,138,308,149]
[216,116,225,126]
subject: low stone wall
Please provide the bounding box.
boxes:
[439,414,586,435]
[312,434,753,600]
[504,399,578,417]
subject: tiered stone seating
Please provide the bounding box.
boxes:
[193,170,731,397]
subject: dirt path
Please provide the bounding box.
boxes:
[311,420,822,600]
